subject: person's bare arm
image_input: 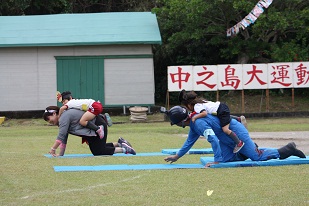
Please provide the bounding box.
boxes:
[49,140,61,157]
[58,105,68,117]
[192,110,207,123]
[49,140,67,157]
[58,144,66,156]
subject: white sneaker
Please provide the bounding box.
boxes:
[233,141,245,153]
[240,115,247,129]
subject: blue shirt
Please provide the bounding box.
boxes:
[177,114,223,162]
[184,114,277,162]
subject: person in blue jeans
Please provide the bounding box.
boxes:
[163,106,306,167]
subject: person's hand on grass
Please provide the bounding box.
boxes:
[164,155,179,163]
[49,148,58,157]
[205,161,219,168]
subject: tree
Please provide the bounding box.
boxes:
[152,0,309,103]
[0,0,156,15]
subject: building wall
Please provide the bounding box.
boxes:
[0,45,154,111]
[104,58,155,105]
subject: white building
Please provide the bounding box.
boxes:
[0,12,161,113]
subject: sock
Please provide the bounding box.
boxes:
[118,143,122,147]
[228,131,240,144]
[122,148,126,153]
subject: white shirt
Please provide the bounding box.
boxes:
[194,101,220,114]
[65,99,95,111]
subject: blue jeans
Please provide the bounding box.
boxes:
[220,137,280,162]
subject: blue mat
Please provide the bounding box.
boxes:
[161,148,213,155]
[44,152,167,158]
[45,149,214,158]
[200,156,309,168]
[54,163,204,172]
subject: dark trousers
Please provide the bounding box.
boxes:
[217,103,232,127]
[83,114,116,156]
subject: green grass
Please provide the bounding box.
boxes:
[245,117,309,132]
[1,118,309,206]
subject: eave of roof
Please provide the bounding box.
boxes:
[0,12,162,48]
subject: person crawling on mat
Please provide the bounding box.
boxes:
[178,89,246,154]
[43,106,136,157]
[162,105,306,167]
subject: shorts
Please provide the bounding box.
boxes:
[88,101,103,115]
[216,103,231,127]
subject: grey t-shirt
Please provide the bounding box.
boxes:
[57,109,96,144]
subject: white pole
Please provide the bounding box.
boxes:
[123,106,126,115]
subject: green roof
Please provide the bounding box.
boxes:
[0,12,162,47]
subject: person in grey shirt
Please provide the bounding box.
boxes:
[43,106,136,156]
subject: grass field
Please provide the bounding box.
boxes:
[1,117,309,206]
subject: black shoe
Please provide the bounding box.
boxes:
[122,143,136,155]
[118,137,132,147]
[278,142,306,159]
[290,142,306,158]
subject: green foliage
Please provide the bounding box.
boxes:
[0,0,157,15]
[153,0,309,63]
[0,0,31,15]
[270,39,309,62]
[153,0,212,64]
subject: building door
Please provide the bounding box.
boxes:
[56,57,105,104]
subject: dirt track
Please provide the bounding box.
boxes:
[250,131,309,155]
